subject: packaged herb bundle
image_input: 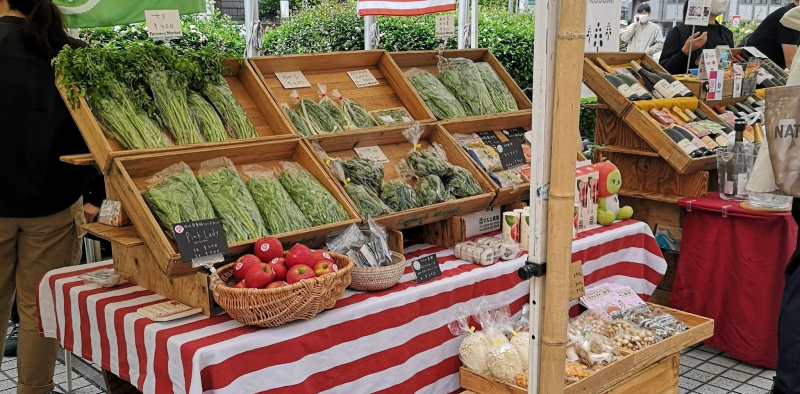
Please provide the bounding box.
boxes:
[344,182,395,218]
[149,71,205,145]
[188,91,228,143]
[282,103,313,136]
[341,158,385,196]
[203,75,259,139]
[437,57,497,117]
[402,124,452,178]
[333,89,377,129]
[278,161,349,226]
[370,107,414,126]
[243,165,310,234]
[476,62,519,113]
[381,180,420,212]
[446,166,485,198]
[197,157,268,243]
[318,84,351,130]
[291,90,342,134]
[415,175,454,206]
[405,68,467,120]
[141,162,216,238]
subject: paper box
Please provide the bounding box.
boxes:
[575,161,600,232]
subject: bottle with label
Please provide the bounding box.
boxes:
[685,109,728,148]
[630,61,679,99]
[664,127,705,158]
[672,126,715,155]
[721,119,750,201]
[603,73,641,101]
[595,58,653,100]
[640,61,693,97]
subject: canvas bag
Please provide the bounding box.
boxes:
[765,86,800,197]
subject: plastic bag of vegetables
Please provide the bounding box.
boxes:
[141,162,216,238]
[340,157,385,196]
[281,103,312,137]
[149,71,205,145]
[203,75,259,140]
[370,107,413,126]
[448,304,492,375]
[415,175,454,206]
[381,179,420,212]
[476,62,519,113]
[332,89,377,129]
[404,68,467,120]
[188,91,228,143]
[243,164,310,234]
[446,166,485,198]
[401,123,452,178]
[278,161,350,226]
[197,157,268,243]
[291,90,342,135]
[437,57,497,117]
[318,84,352,130]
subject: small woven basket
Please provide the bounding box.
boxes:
[348,252,406,292]
[211,252,353,328]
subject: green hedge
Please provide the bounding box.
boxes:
[579,97,597,142]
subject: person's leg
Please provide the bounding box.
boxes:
[4,296,19,357]
[15,200,85,394]
[0,218,18,366]
[776,200,800,393]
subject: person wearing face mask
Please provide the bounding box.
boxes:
[658,0,735,74]
[621,3,664,56]
[745,0,800,70]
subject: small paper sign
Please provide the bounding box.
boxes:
[497,140,527,170]
[275,71,311,89]
[354,146,390,164]
[280,0,290,18]
[174,219,230,264]
[683,0,712,26]
[569,260,585,301]
[463,206,502,237]
[412,254,442,283]
[144,10,182,39]
[435,15,455,40]
[347,69,380,88]
[743,46,768,59]
[477,131,503,147]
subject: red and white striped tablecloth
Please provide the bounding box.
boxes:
[37,220,665,394]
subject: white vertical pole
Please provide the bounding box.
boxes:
[458,0,468,49]
[470,0,478,49]
[243,0,260,57]
[364,16,376,50]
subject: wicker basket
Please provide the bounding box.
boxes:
[211,252,353,327]
[349,252,406,292]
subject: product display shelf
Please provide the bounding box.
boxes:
[676,48,770,102]
[107,138,361,279]
[248,50,435,136]
[459,304,713,394]
[582,52,669,117]
[306,124,496,230]
[388,49,532,121]
[439,112,533,206]
[60,59,296,174]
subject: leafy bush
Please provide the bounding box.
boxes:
[579,97,597,141]
[725,21,759,46]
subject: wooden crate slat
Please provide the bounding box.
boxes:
[594,107,653,150]
[60,153,96,166]
[594,145,660,158]
[82,223,143,248]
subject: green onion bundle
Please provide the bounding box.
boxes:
[142,163,216,237]
[278,161,349,226]
[476,62,519,113]
[318,84,351,130]
[150,71,204,145]
[244,165,310,234]
[203,75,259,139]
[291,91,342,134]
[332,89,377,129]
[188,91,228,142]
[405,68,467,120]
[438,58,497,117]
[282,103,313,136]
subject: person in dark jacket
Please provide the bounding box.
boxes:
[659,0,735,74]
[0,0,93,392]
[746,0,800,70]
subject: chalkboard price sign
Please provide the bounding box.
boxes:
[174,219,230,263]
[412,254,442,283]
[477,131,503,147]
[497,140,526,170]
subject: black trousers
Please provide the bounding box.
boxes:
[776,198,800,393]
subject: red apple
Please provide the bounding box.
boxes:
[245,263,276,289]
[312,250,334,264]
[286,244,314,269]
[233,280,247,289]
[267,257,288,281]
[313,261,337,276]
[266,281,289,289]
[254,237,283,263]
[286,264,316,284]
[233,254,261,282]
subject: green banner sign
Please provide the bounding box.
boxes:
[54,0,206,28]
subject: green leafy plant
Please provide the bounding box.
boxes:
[579,97,598,142]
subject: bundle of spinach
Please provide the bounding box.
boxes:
[341,158,384,195]
[401,124,452,178]
[278,162,349,226]
[404,68,467,120]
[282,103,313,136]
[243,165,310,235]
[476,62,519,113]
[344,182,395,218]
[188,91,228,142]
[415,175,454,206]
[333,89,377,129]
[381,180,420,212]
[445,166,485,198]
[151,71,204,145]
[203,75,259,140]
[197,158,268,243]
[438,57,497,117]
[141,163,216,237]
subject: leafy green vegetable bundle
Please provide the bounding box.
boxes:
[282,103,313,136]
[476,62,519,113]
[344,182,395,218]
[150,71,204,145]
[291,91,342,134]
[415,175,454,206]
[197,158,268,243]
[243,165,310,234]
[381,180,420,212]
[188,91,228,142]
[141,163,216,237]
[438,57,497,117]
[405,68,467,120]
[318,84,351,130]
[371,107,413,126]
[401,124,452,178]
[333,89,377,129]
[204,75,260,140]
[278,162,349,226]
[445,166,485,198]
[341,158,384,195]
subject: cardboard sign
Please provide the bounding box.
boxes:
[280,0,290,18]
[412,254,442,283]
[435,15,455,40]
[463,206,502,237]
[347,69,380,88]
[497,140,526,170]
[570,260,585,300]
[174,219,229,264]
[353,146,390,164]
[744,46,768,59]
[699,50,723,101]
[683,0,712,26]
[275,71,311,89]
[144,10,182,39]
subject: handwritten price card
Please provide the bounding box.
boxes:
[144,10,182,39]
[275,71,312,89]
[347,69,380,88]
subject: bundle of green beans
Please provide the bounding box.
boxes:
[415,175,454,206]
[405,68,467,120]
[282,103,313,136]
[141,164,216,237]
[278,162,349,226]
[381,180,420,212]
[341,158,384,196]
[197,162,268,243]
[438,58,497,117]
[445,167,484,198]
[344,182,394,218]
[203,75,259,139]
[150,71,204,145]
[476,62,519,113]
[188,91,228,142]
[244,166,310,234]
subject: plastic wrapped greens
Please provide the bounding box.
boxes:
[415,175,454,206]
[318,84,351,130]
[341,158,384,196]
[290,90,342,134]
[149,71,204,145]
[141,163,216,237]
[188,91,228,143]
[476,62,519,113]
[405,68,467,120]
[381,180,420,212]
[282,103,312,136]
[278,161,349,226]
[333,89,377,129]
[197,157,268,243]
[344,182,395,218]
[446,166,484,198]
[370,107,413,126]
[402,124,452,178]
[203,75,259,139]
[437,57,497,117]
[243,165,310,234]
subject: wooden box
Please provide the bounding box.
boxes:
[389,49,532,121]
[676,48,758,104]
[248,51,435,135]
[60,60,296,174]
[108,138,361,278]
[439,112,532,206]
[306,125,496,230]
[583,53,673,117]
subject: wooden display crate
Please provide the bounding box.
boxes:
[306,124,496,230]
[248,50,435,135]
[60,60,295,174]
[439,112,532,206]
[389,49,532,120]
[676,48,759,103]
[460,305,713,394]
[583,53,675,117]
[107,138,361,278]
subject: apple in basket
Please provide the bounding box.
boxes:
[313,261,338,277]
[286,244,314,269]
[233,280,247,289]
[266,281,289,289]
[312,250,334,264]
[245,263,276,289]
[267,257,288,281]
[254,237,283,263]
[233,254,261,282]
[286,264,316,284]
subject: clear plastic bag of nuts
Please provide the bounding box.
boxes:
[604,319,655,351]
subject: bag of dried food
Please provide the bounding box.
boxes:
[317,84,351,130]
[437,57,497,117]
[404,67,467,120]
[141,162,216,238]
[611,305,689,342]
[203,75,259,139]
[197,157,268,243]
[243,164,310,235]
[452,133,502,172]
[188,90,228,143]
[332,89,377,129]
[290,90,342,135]
[476,303,524,384]
[476,62,519,113]
[448,304,491,375]
[282,102,312,136]
[278,161,350,226]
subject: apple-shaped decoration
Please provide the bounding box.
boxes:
[254,237,283,263]
[286,244,314,269]
[267,257,289,281]
[245,263,276,289]
[286,264,316,284]
[233,254,261,282]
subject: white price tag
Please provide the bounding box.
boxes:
[435,15,455,40]
[347,69,380,88]
[732,64,743,98]
[280,0,290,18]
[144,10,182,39]
[354,146,390,164]
[275,72,311,89]
[744,46,768,59]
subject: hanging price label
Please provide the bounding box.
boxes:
[275,71,312,89]
[347,69,380,88]
[354,146,390,164]
[435,15,455,40]
[144,10,182,39]
[280,0,290,18]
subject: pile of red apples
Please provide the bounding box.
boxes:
[228,237,339,289]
